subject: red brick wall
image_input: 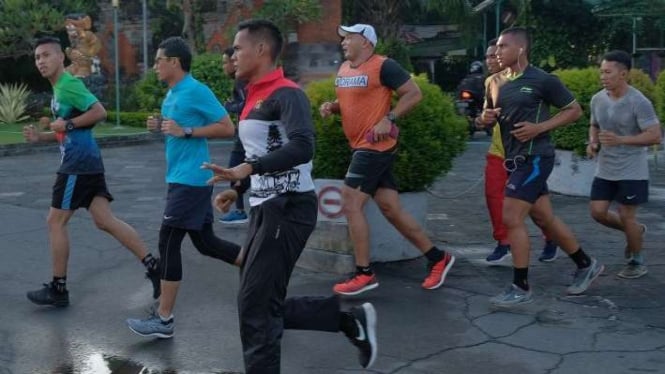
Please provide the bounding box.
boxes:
[297,0,342,44]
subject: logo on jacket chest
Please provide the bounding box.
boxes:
[336,75,369,88]
[253,99,264,111]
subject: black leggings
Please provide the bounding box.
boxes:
[158,222,241,281]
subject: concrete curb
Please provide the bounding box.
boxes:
[0,132,161,157]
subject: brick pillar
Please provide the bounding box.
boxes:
[297,0,342,43]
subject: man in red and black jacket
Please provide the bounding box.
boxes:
[204,19,378,373]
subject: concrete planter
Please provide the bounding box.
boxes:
[547,149,596,197]
[298,179,425,274]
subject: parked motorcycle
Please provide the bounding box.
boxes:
[455,89,492,138]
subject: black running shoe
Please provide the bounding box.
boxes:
[146,266,161,299]
[347,303,378,369]
[27,283,69,307]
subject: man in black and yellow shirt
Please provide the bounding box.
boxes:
[479,27,604,307]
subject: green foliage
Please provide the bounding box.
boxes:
[523,0,601,71]
[629,69,658,107]
[552,67,601,155]
[132,71,167,112]
[254,0,322,33]
[106,111,153,128]
[0,83,30,124]
[148,0,184,53]
[305,78,349,182]
[190,53,234,103]
[132,53,233,112]
[375,38,414,72]
[655,70,665,121]
[0,0,99,59]
[305,75,467,192]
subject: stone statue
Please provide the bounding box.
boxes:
[64,14,102,78]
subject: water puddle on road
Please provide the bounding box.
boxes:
[51,353,242,374]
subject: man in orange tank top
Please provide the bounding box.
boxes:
[320,24,455,296]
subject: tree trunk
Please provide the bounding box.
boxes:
[181,0,197,54]
[357,0,403,41]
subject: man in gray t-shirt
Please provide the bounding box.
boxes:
[588,50,662,279]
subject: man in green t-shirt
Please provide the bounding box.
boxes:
[22,36,160,307]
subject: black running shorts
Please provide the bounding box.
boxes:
[51,173,113,210]
[344,149,398,196]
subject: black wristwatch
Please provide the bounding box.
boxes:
[246,158,263,175]
[387,111,397,123]
[65,120,75,132]
[183,127,193,138]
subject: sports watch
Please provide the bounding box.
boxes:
[65,120,75,132]
[246,158,263,175]
[387,111,397,123]
[183,127,193,138]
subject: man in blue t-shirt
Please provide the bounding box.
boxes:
[126,36,241,339]
[479,27,604,307]
[23,36,161,307]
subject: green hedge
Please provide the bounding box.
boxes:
[656,70,665,122]
[132,53,234,112]
[305,74,467,192]
[553,67,659,155]
[106,111,153,128]
[552,67,601,155]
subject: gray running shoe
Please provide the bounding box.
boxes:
[490,284,533,307]
[617,261,648,279]
[27,282,69,307]
[127,312,174,338]
[566,258,604,295]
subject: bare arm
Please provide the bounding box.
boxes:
[599,123,662,147]
[23,125,57,143]
[391,79,422,118]
[189,115,236,139]
[536,102,583,133]
[587,123,600,158]
[50,102,107,132]
[72,102,106,127]
[161,115,235,139]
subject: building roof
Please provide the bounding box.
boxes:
[400,24,466,58]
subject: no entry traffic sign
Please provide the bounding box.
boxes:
[318,185,343,219]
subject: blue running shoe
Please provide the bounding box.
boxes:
[486,244,511,264]
[127,312,174,338]
[538,240,558,262]
[218,210,248,224]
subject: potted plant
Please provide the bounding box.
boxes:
[300,74,468,273]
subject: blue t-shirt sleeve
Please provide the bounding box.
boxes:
[192,84,227,125]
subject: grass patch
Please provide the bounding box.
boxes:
[0,122,147,145]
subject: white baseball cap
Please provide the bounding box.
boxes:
[338,24,377,47]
